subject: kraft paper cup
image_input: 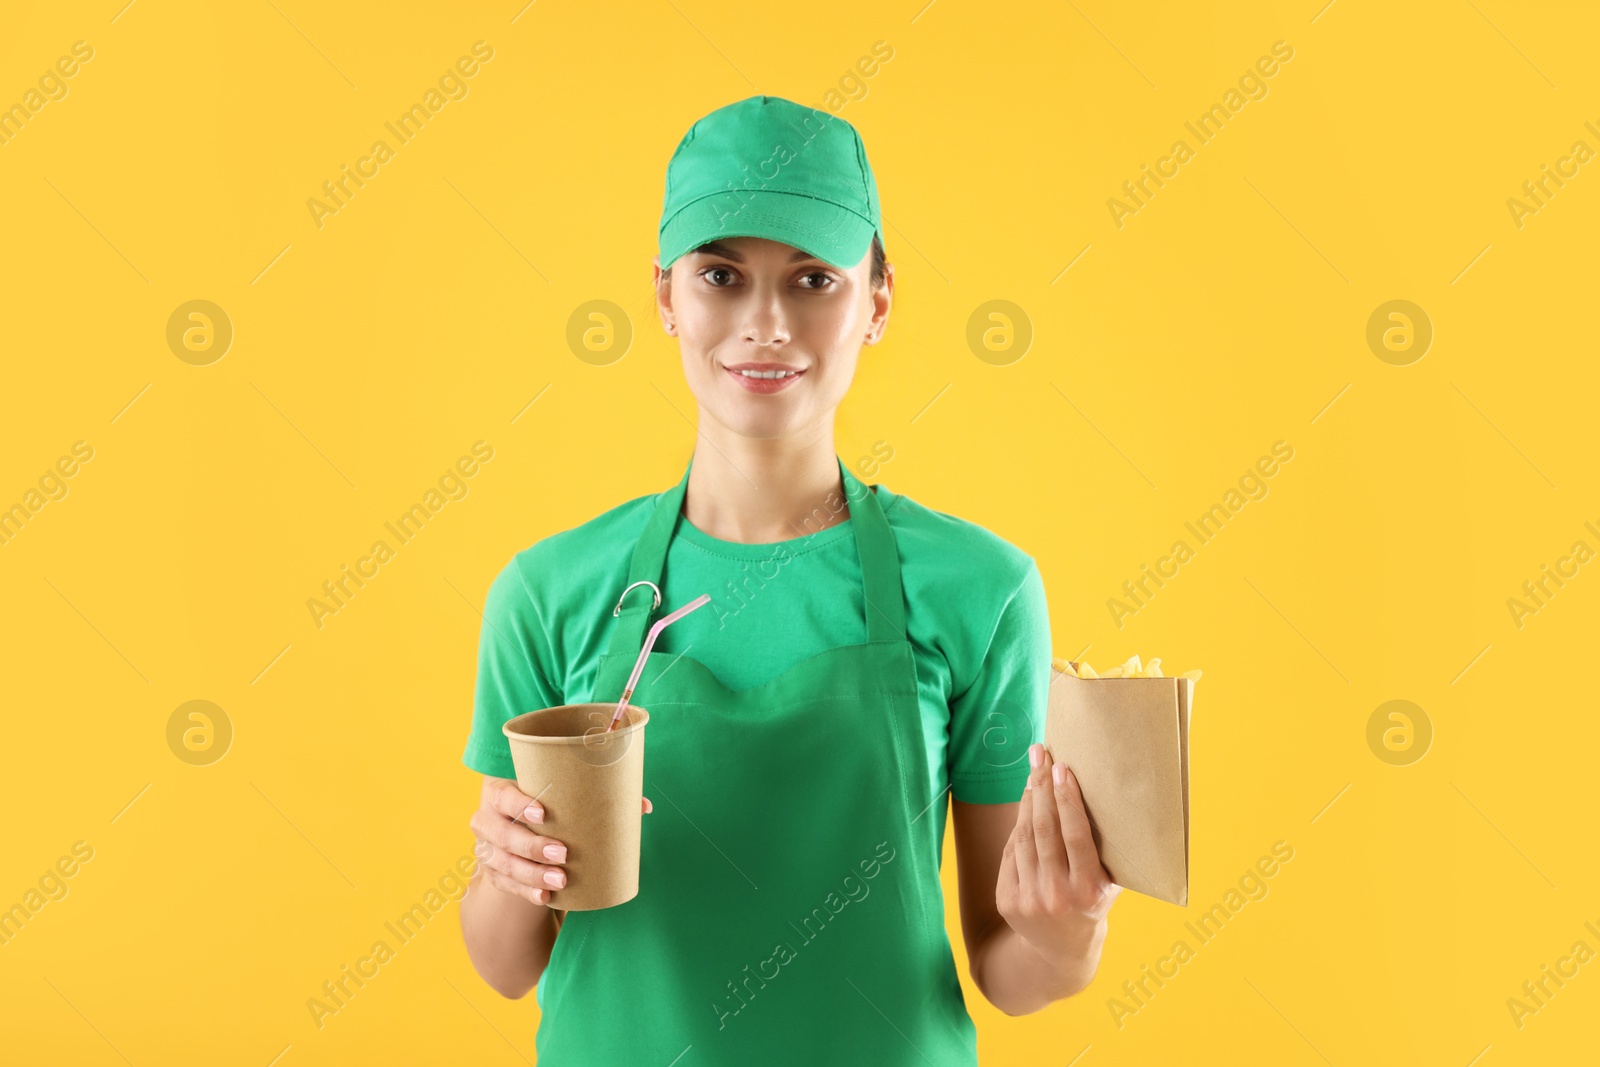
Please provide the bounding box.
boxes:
[502,703,648,912]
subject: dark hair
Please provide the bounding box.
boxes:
[866,233,887,289]
[662,234,887,291]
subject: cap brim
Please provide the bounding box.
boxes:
[659,189,876,271]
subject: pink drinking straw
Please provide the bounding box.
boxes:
[604,593,711,732]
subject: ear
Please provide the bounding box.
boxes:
[865,261,893,346]
[654,257,676,335]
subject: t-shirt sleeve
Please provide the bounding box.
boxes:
[462,555,564,779]
[946,558,1051,804]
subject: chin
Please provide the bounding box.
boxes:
[718,410,804,440]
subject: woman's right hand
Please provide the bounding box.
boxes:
[469,777,652,905]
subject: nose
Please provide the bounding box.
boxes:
[740,284,791,348]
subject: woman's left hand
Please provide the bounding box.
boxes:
[996,742,1122,970]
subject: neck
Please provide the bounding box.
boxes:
[683,420,852,544]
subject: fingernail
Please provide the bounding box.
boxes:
[1052,762,1066,786]
[544,869,565,887]
[524,805,544,823]
[543,844,566,862]
[1029,744,1042,770]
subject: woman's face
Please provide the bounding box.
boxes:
[654,235,891,441]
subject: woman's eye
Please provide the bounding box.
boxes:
[697,268,833,289]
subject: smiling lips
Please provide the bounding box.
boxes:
[724,362,806,394]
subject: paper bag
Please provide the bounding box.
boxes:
[1044,669,1192,906]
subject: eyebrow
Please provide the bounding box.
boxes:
[690,241,818,264]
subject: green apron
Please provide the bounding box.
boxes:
[533,454,978,1064]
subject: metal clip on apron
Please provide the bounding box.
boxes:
[532,456,978,1065]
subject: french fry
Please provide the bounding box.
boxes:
[1052,654,1200,682]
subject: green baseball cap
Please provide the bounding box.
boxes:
[658,95,885,272]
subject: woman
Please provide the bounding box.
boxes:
[459,95,1120,1064]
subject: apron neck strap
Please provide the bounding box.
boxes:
[604,455,906,670]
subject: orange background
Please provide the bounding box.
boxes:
[2,1,1596,1063]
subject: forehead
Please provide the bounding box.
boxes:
[687,236,822,264]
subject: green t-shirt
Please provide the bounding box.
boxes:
[463,475,1050,836]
